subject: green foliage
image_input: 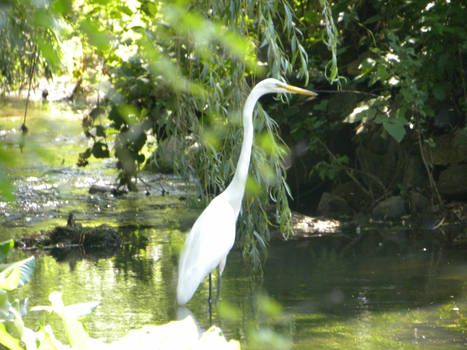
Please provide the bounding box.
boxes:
[0,257,35,292]
[7,0,465,263]
[75,0,321,266]
[347,0,465,139]
[313,155,349,182]
[0,241,35,293]
[0,240,14,262]
[0,0,69,93]
[279,0,467,205]
[0,240,35,350]
[0,0,338,266]
[0,243,240,349]
[12,291,240,350]
[319,0,345,87]
[437,303,467,334]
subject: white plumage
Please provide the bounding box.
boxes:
[176,78,317,305]
[176,195,236,305]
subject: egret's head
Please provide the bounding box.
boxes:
[257,78,318,98]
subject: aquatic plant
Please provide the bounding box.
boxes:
[0,240,240,349]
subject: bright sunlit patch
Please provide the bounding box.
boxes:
[388,77,399,86]
[0,129,12,136]
[385,53,400,63]
[337,12,344,23]
[358,57,376,70]
[425,2,435,11]
[346,105,370,123]
[292,212,341,237]
[115,45,138,62]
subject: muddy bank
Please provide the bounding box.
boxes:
[15,213,147,252]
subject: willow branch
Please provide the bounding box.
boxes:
[22,45,38,133]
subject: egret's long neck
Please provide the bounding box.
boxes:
[224,89,262,217]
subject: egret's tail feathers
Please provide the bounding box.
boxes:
[176,268,205,305]
[176,282,195,305]
[176,289,191,306]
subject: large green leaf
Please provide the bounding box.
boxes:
[0,322,23,350]
[32,301,99,320]
[0,290,13,322]
[0,257,35,291]
[383,118,407,143]
[0,266,20,291]
[0,295,30,323]
[0,240,14,262]
[79,18,111,53]
[31,292,239,349]
[44,292,92,349]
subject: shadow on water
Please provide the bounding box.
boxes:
[2,100,466,348]
[218,232,467,349]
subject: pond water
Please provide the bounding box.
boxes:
[1,99,466,349]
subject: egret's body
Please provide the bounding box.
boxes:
[177,78,317,305]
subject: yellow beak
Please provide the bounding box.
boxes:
[284,84,318,98]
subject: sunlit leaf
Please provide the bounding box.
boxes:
[245,176,261,196]
[130,26,145,34]
[198,326,241,349]
[4,301,24,342]
[201,128,221,151]
[0,256,35,291]
[0,291,13,322]
[258,132,276,155]
[330,64,338,82]
[32,9,54,29]
[80,18,111,53]
[110,314,239,349]
[0,240,14,262]
[21,328,41,350]
[64,302,99,319]
[37,36,61,70]
[118,5,133,16]
[32,301,99,320]
[0,265,21,291]
[52,0,73,16]
[48,292,92,349]
[0,323,22,350]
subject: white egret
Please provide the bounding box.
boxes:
[177,78,317,305]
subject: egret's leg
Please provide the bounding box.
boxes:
[208,273,213,324]
[208,273,213,304]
